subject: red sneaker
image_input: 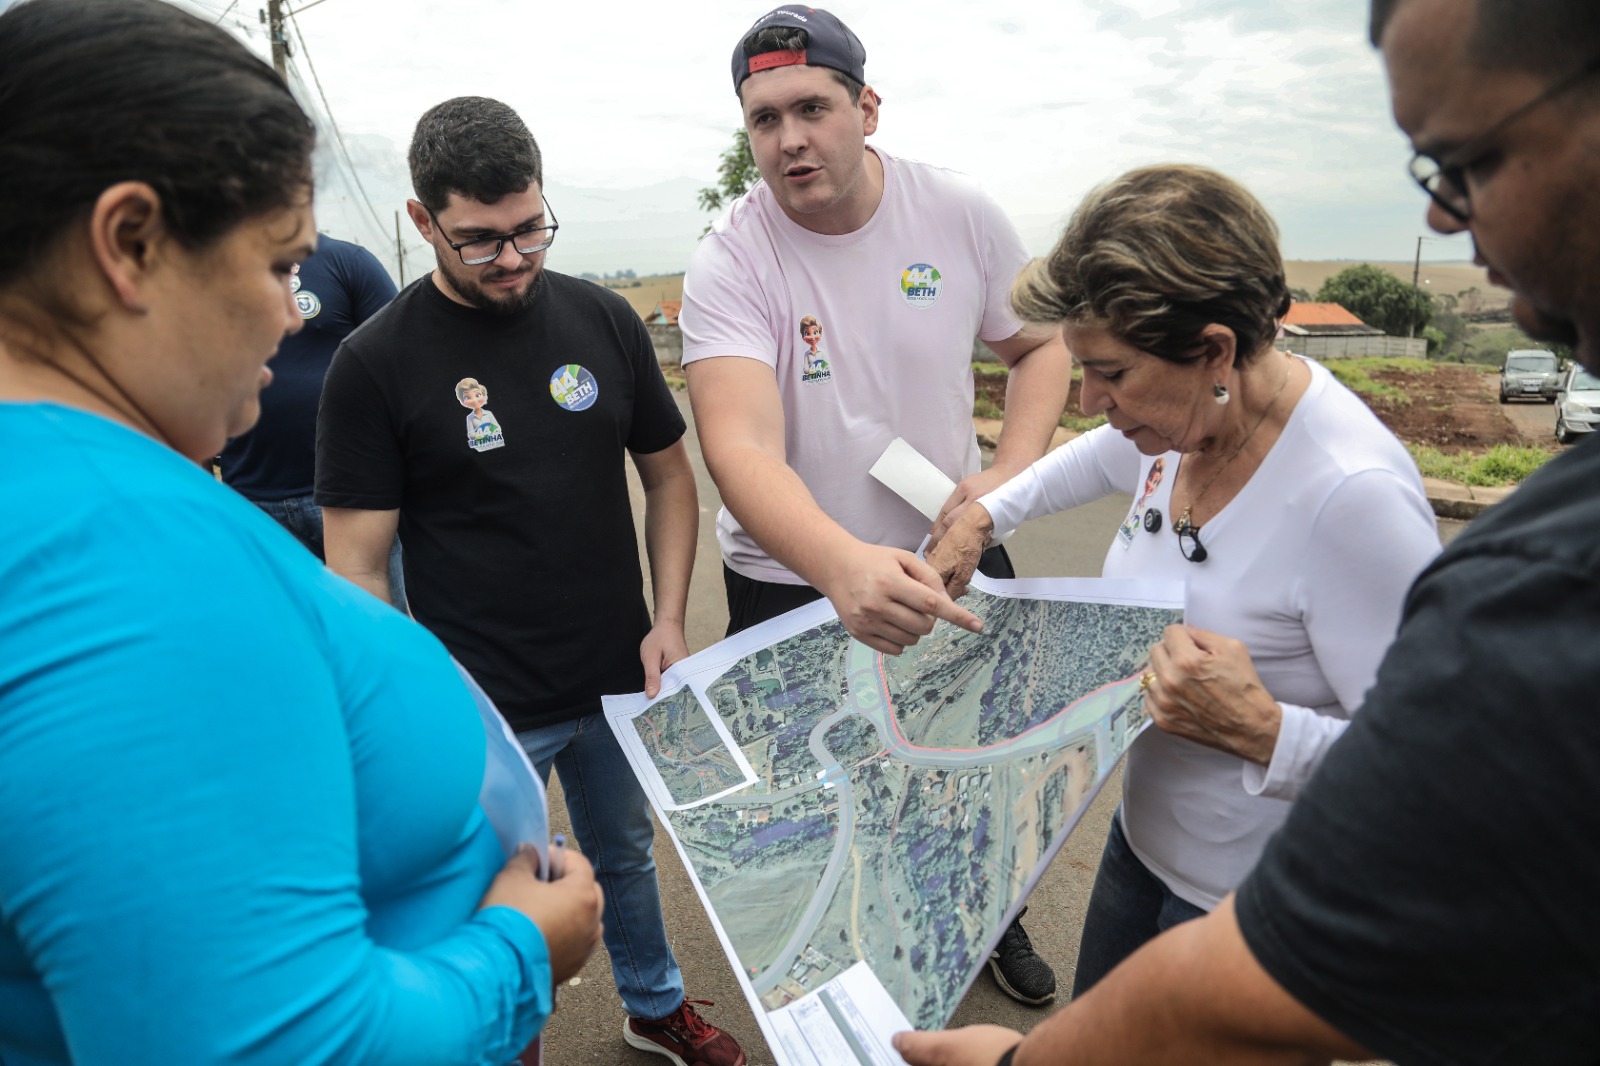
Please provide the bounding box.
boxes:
[623,998,746,1066]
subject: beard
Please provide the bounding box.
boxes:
[434,251,543,316]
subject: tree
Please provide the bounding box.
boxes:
[697,129,760,232]
[1422,293,1473,360]
[1288,286,1313,303]
[1314,263,1434,338]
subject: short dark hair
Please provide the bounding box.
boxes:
[738,27,865,104]
[1371,0,1600,77]
[409,97,543,212]
[0,0,315,289]
[1012,164,1291,366]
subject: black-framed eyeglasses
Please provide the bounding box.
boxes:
[1409,55,1600,223]
[1173,515,1208,564]
[425,200,559,265]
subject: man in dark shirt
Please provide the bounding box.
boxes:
[895,0,1600,1063]
[316,97,745,1066]
[218,233,406,609]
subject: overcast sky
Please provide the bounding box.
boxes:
[60,0,1478,275]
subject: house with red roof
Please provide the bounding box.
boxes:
[644,300,681,327]
[1277,302,1426,359]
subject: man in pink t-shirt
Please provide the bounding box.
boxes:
[680,5,1072,1005]
[682,7,1070,654]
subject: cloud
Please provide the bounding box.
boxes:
[164,0,1438,269]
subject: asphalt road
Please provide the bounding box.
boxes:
[1499,392,1560,443]
[538,393,1455,1064]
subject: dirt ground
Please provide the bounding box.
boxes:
[1356,363,1533,451]
[977,363,1546,453]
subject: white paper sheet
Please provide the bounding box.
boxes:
[868,436,1014,543]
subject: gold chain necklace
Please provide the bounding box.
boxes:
[1174,361,1293,534]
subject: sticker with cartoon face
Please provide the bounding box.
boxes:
[549,364,599,412]
[901,263,942,308]
[456,376,505,452]
[1117,457,1166,549]
[798,314,832,385]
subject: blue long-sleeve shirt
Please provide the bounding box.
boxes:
[0,404,551,1064]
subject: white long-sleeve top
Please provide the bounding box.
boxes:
[979,358,1441,909]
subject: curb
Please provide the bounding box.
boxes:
[1429,495,1491,521]
[1423,478,1515,521]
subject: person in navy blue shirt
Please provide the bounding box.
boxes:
[219,233,408,608]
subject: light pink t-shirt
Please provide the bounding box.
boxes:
[681,147,1029,584]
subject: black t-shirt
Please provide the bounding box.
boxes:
[220,236,396,501]
[1236,434,1600,1065]
[314,270,685,729]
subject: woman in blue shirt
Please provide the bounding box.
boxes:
[0,2,602,1063]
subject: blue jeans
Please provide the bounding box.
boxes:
[254,494,408,615]
[516,714,684,1020]
[1071,810,1207,997]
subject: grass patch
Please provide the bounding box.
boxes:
[1323,357,1435,403]
[970,362,1104,431]
[1408,443,1551,486]
[973,396,1004,420]
[662,367,686,391]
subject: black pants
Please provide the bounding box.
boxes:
[723,545,1015,638]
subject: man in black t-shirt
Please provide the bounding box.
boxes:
[895,2,1600,1064]
[316,97,746,1066]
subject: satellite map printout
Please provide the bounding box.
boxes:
[604,574,1183,1066]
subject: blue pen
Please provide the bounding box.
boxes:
[549,833,567,880]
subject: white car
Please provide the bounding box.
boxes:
[1554,364,1600,444]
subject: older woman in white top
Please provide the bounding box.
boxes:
[929,164,1441,995]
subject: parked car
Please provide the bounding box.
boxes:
[1554,364,1600,444]
[1499,349,1561,403]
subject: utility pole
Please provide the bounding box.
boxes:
[1409,234,1423,339]
[262,0,289,80]
[394,211,407,287]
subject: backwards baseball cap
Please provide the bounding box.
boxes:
[731,7,867,93]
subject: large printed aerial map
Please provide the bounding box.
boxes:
[606,575,1183,1053]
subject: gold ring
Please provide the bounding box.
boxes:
[1139,672,1155,692]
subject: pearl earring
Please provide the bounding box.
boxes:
[1213,382,1230,405]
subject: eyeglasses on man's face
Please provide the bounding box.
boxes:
[1409,54,1600,223]
[426,201,559,265]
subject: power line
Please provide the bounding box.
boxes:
[175,0,261,41]
[175,0,250,29]
[286,65,391,248]
[285,8,387,237]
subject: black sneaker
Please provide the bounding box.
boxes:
[988,909,1056,1005]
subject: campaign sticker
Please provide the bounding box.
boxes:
[900,263,942,308]
[456,377,505,452]
[798,313,833,385]
[550,364,600,412]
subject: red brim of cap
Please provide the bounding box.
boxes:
[748,48,807,75]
